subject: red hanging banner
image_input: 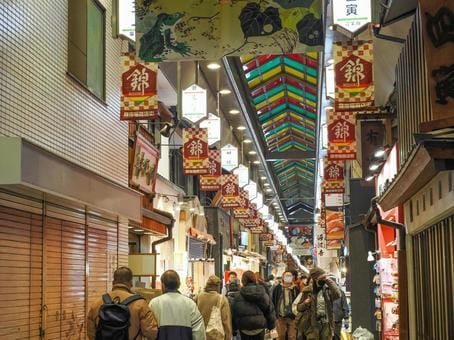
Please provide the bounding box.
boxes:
[220,174,240,208]
[183,128,209,175]
[334,40,374,111]
[323,159,345,194]
[199,149,221,191]
[120,53,158,120]
[327,109,356,160]
[325,208,345,241]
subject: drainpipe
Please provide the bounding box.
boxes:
[151,217,175,288]
[371,197,406,250]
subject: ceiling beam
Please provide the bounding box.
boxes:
[264,150,316,161]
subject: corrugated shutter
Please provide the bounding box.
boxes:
[0,193,43,340]
[87,215,118,309]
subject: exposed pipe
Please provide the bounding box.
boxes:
[151,215,175,288]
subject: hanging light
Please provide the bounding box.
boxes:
[243,138,252,144]
[365,175,375,181]
[248,150,257,155]
[237,126,246,131]
[253,160,260,164]
[207,62,221,70]
[374,148,386,158]
[369,163,380,171]
[219,89,231,95]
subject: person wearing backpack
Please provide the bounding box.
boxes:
[196,275,232,340]
[231,271,276,340]
[87,266,158,340]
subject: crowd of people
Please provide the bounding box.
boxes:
[87,266,349,340]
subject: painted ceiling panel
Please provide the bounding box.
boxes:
[239,53,319,216]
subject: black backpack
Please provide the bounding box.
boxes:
[95,293,145,340]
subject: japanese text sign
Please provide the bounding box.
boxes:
[327,109,356,160]
[183,128,209,175]
[360,121,385,176]
[334,40,374,111]
[182,84,207,124]
[221,144,239,171]
[199,113,221,145]
[199,149,221,191]
[130,126,160,193]
[220,174,240,208]
[324,160,344,183]
[333,0,371,34]
[120,53,158,120]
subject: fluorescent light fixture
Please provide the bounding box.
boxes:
[365,175,375,182]
[229,109,240,114]
[243,138,252,144]
[369,163,380,171]
[260,176,267,180]
[263,183,270,186]
[207,62,221,70]
[237,126,246,131]
[128,226,134,229]
[266,188,272,192]
[189,208,195,212]
[374,148,386,158]
[253,160,260,164]
[144,232,153,235]
[219,89,231,95]
[133,229,143,232]
[248,150,257,155]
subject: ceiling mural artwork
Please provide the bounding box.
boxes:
[136,0,323,62]
[239,53,319,219]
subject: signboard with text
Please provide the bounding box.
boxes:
[183,128,209,175]
[199,149,221,191]
[220,175,240,208]
[333,0,371,34]
[221,144,239,171]
[327,109,356,160]
[182,84,207,124]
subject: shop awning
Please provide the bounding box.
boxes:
[142,208,174,236]
[188,227,216,245]
[378,138,454,211]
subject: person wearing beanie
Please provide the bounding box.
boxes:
[197,275,232,340]
[298,267,341,340]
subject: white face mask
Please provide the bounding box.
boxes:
[283,275,293,283]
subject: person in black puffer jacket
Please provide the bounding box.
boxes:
[231,271,276,340]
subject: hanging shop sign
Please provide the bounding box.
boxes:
[182,84,208,124]
[360,121,385,176]
[130,126,160,193]
[233,189,250,218]
[234,208,250,219]
[118,0,136,40]
[250,226,265,234]
[221,144,239,171]
[120,53,158,120]
[241,218,262,228]
[324,160,344,183]
[264,240,275,247]
[244,180,258,201]
[199,113,221,145]
[233,164,249,188]
[220,174,240,208]
[322,180,345,194]
[420,1,454,124]
[259,205,269,217]
[199,149,221,191]
[286,226,313,252]
[334,40,374,111]
[333,0,371,34]
[136,0,323,62]
[325,208,345,241]
[259,233,273,242]
[325,63,335,100]
[183,128,209,175]
[324,193,344,207]
[326,239,342,250]
[327,109,356,160]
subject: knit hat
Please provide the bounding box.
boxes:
[205,275,221,291]
[309,267,326,280]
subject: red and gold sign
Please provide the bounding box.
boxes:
[327,109,356,160]
[233,189,250,217]
[120,53,158,120]
[240,218,261,228]
[199,149,221,191]
[324,160,344,183]
[259,233,274,241]
[334,40,374,111]
[220,175,240,208]
[250,226,265,234]
[183,128,209,175]
[130,126,160,194]
[326,240,342,250]
[325,209,344,241]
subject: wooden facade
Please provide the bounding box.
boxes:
[0,189,129,339]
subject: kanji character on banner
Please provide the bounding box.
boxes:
[199,149,221,191]
[183,128,209,175]
[327,109,356,160]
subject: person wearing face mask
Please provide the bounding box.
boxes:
[271,271,300,340]
[222,271,239,296]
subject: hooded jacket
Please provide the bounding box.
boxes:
[87,284,158,340]
[231,283,276,332]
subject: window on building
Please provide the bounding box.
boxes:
[68,0,105,100]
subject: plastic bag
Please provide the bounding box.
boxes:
[352,326,374,340]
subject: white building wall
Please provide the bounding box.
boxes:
[0,0,128,185]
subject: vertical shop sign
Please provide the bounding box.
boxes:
[334,40,374,111]
[183,128,209,175]
[323,159,345,194]
[251,192,263,209]
[420,1,454,123]
[199,149,221,191]
[118,0,136,40]
[199,113,221,145]
[360,121,385,175]
[325,208,345,241]
[233,189,250,218]
[333,0,371,34]
[130,126,160,193]
[244,180,258,201]
[221,174,240,208]
[221,144,239,171]
[182,84,208,124]
[120,53,158,120]
[327,109,356,160]
[233,164,249,188]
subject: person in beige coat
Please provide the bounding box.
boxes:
[197,275,233,340]
[87,267,158,340]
